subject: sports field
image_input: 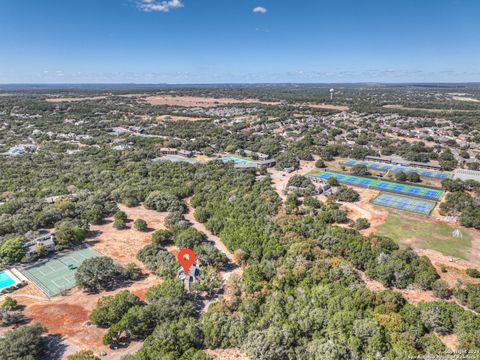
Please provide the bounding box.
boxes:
[221,156,257,165]
[372,193,436,215]
[376,213,472,260]
[341,159,451,179]
[310,171,445,200]
[20,247,100,298]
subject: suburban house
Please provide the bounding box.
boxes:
[178,149,193,158]
[160,147,178,155]
[256,159,276,168]
[22,229,55,255]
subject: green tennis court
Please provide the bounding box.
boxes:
[20,247,100,298]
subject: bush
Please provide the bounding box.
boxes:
[432,280,452,299]
[315,159,326,168]
[1,297,17,310]
[354,218,370,230]
[133,219,147,231]
[113,218,126,230]
[466,268,480,278]
[151,230,173,246]
[67,350,100,360]
[114,211,127,221]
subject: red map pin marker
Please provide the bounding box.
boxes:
[177,248,196,274]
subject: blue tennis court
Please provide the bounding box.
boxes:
[372,193,436,215]
[309,171,445,200]
[341,160,451,179]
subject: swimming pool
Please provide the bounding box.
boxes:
[0,271,16,290]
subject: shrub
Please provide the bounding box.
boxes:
[113,218,126,230]
[466,268,480,278]
[432,280,452,299]
[354,218,370,230]
[133,219,147,231]
[114,211,127,221]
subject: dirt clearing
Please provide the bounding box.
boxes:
[144,95,281,107]
[383,104,478,113]
[305,103,350,111]
[46,96,108,103]
[156,114,211,122]
[88,204,166,267]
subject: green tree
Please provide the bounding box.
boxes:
[90,290,142,327]
[75,256,122,292]
[0,324,45,360]
[351,165,369,176]
[395,172,407,182]
[55,220,86,248]
[406,172,421,183]
[0,237,24,264]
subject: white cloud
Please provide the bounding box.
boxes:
[137,0,184,12]
[253,6,267,14]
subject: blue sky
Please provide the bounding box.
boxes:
[1,0,479,83]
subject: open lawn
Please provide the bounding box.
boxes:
[375,213,472,260]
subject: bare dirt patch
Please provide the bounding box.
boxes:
[45,96,108,103]
[383,104,478,113]
[305,103,350,111]
[144,95,281,107]
[452,96,480,103]
[22,275,159,359]
[88,204,166,267]
[339,188,389,236]
[415,248,480,288]
[205,348,250,360]
[156,114,211,122]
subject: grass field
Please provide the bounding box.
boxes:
[309,171,445,200]
[375,213,472,260]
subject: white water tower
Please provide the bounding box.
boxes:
[330,88,334,101]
